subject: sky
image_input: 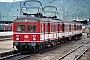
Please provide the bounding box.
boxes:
[0,0,23,2]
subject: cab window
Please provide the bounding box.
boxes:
[17,25,26,32]
[28,25,36,32]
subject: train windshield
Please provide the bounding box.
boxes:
[28,25,36,32]
[17,25,26,32]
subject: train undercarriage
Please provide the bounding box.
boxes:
[13,33,82,52]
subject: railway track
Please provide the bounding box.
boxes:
[0,50,31,60]
[0,38,90,60]
[18,42,63,60]
[79,48,90,60]
[0,40,67,60]
[0,50,19,60]
[1,42,62,60]
[58,41,90,60]
[19,38,90,60]
[0,36,12,41]
[13,40,83,60]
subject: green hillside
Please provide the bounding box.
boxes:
[0,0,90,21]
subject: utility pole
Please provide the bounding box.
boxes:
[20,1,22,16]
[0,12,1,20]
[66,11,68,20]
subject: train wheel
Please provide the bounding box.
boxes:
[16,46,20,50]
[75,36,78,40]
[35,45,44,52]
[64,38,68,43]
[35,45,40,52]
[69,36,72,41]
[60,39,64,44]
[40,44,44,50]
[67,37,70,42]
[51,41,57,47]
[16,45,23,52]
[51,41,54,47]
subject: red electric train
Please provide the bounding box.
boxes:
[13,16,82,51]
[13,0,82,52]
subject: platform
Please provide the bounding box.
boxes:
[0,31,13,36]
[0,40,14,53]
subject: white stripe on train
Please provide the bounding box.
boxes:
[14,30,82,41]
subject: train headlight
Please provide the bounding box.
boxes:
[16,35,19,41]
[33,37,36,41]
[33,35,36,41]
[16,37,19,41]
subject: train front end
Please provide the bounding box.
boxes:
[13,17,43,51]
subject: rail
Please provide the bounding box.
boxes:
[58,41,90,60]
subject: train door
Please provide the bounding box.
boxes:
[62,23,64,38]
[45,23,49,41]
[48,22,50,40]
[58,23,60,39]
[40,23,45,41]
[43,23,45,41]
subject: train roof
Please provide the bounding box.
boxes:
[62,20,81,24]
[14,16,81,25]
[14,16,62,23]
[15,16,41,21]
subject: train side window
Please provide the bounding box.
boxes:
[46,24,48,32]
[28,25,36,32]
[17,25,25,32]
